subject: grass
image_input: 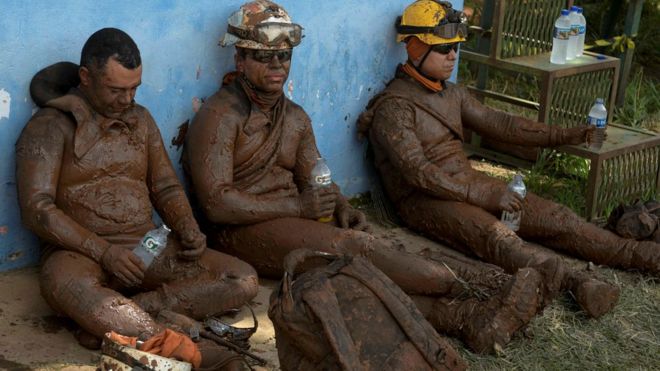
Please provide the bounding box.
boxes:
[615,68,660,132]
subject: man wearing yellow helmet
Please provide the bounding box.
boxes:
[185,0,546,355]
[360,0,659,319]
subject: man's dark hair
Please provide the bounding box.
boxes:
[80,28,141,72]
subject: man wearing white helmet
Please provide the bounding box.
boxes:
[185,0,546,354]
[359,0,659,319]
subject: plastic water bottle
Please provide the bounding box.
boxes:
[310,157,333,223]
[550,9,571,64]
[587,98,607,150]
[501,174,526,232]
[566,6,580,60]
[133,224,170,267]
[576,7,586,57]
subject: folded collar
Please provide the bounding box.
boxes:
[45,88,139,158]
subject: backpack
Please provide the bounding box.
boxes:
[268,249,467,371]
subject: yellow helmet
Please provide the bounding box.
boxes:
[396,0,468,45]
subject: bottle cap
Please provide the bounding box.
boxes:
[577,7,583,13]
[561,9,569,16]
[570,5,579,11]
[595,98,604,104]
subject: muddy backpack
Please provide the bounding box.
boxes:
[268,249,467,371]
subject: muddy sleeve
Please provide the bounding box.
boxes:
[459,88,566,146]
[187,106,301,225]
[145,113,201,235]
[292,112,321,191]
[371,99,472,201]
[292,112,350,207]
[15,115,110,262]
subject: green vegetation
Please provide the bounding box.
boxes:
[615,68,660,132]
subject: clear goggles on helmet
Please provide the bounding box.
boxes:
[228,22,303,47]
[396,16,468,39]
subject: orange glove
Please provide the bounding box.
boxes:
[141,329,202,369]
[107,329,202,369]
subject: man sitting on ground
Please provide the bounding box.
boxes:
[16,28,257,370]
[358,0,659,319]
[184,0,545,354]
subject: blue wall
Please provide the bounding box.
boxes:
[0,0,462,271]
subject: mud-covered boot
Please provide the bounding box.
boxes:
[629,241,660,275]
[74,327,102,350]
[430,268,542,354]
[566,271,620,318]
[500,243,566,307]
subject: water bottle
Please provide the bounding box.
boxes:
[133,224,171,267]
[587,98,607,150]
[310,157,333,223]
[576,7,586,57]
[501,174,526,232]
[566,6,580,60]
[550,9,571,64]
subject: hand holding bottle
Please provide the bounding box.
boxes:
[102,244,146,287]
[501,174,527,231]
[299,186,337,220]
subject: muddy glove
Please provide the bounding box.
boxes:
[101,245,146,287]
[481,189,523,213]
[299,186,337,220]
[336,202,371,232]
[561,125,598,146]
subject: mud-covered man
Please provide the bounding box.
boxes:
[358,0,660,319]
[185,0,547,355]
[16,28,258,368]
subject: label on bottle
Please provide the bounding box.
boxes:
[553,26,570,40]
[142,236,159,253]
[314,174,332,186]
[570,25,579,36]
[588,116,607,128]
[578,25,586,35]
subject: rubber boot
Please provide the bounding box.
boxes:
[429,268,542,354]
[74,327,102,350]
[497,242,566,307]
[628,241,660,275]
[566,270,620,318]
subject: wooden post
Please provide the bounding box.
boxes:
[616,0,645,107]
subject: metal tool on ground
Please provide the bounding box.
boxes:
[157,310,267,367]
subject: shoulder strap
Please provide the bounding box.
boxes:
[338,257,462,370]
[301,275,366,371]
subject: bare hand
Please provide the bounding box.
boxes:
[177,224,206,261]
[299,187,337,220]
[336,203,371,232]
[101,245,146,287]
